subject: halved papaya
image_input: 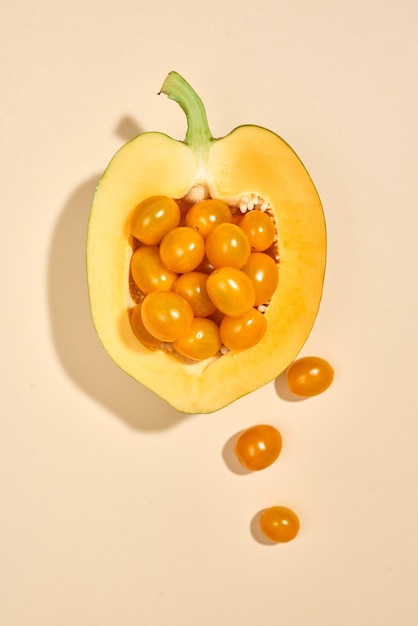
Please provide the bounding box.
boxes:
[87,72,326,413]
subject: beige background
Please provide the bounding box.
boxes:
[1,1,417,625]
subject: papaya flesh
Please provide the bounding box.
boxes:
[87,72,326,414]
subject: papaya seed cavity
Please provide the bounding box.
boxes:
[128,191,279,363]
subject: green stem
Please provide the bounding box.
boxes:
[159,71,214,154]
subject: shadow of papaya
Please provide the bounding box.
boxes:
[48,118,188,430]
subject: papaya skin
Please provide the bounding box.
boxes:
[87,72,326,414]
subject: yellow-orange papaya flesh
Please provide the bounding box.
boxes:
[87,91,326,414]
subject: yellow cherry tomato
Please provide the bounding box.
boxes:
[286,356,334,397]
[141,291,193,342]
[234,424,282,471]
[130,195,180,245]
[173,271,217,317]
[206,267,255,316]
[220,308,266,350]
[130,245,178,294]
[130,303,162,348]
[259,506,300,543]
[205,223,251,269]
[239,209,275,251]
[173,317,221,360]
[241,252,278,306]
[159,226,205,273]
[185,198,232,238]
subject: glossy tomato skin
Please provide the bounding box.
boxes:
[259,506,300,543]
[286,356,334,397]
[141,291,193,342]
[130,195,180,245]
[234,424,282,471]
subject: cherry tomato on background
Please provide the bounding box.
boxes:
[259,506,300,543]
[286,356,334,397]
[234,424,282,471]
